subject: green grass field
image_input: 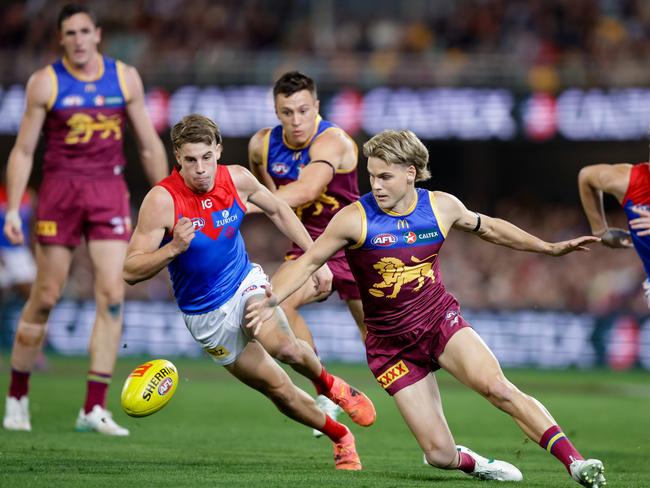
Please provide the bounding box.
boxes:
[0,357,648,487]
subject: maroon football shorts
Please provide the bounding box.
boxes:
[36,176,131,246]
[286,251,361,301]
[366,307,471,396]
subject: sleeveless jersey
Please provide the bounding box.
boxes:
[345,189,456,336]
[43,55,128,179]
[263,116,359,257]
[0,185,32,248]
[622,162,650,277]
[157,167,252,314]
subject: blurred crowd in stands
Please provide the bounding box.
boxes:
[27,201,643,315]
[0,0,648,89]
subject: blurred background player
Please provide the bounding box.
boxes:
[248,71,363,435]
[123,113,376,470]
[0,174,36,303]
[578,160,650,307]
[248,130,606,487]
[2,3,168,435]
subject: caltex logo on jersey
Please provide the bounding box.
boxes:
[403,231,417,244]
[271,162,290,175]
[93,95,105,106]
[191,217,205,230]
[372,233,398,247]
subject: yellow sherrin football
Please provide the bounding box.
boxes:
[121,359,178,417]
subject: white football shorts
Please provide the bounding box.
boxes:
[182,264,269,366]
[0,246,36,288]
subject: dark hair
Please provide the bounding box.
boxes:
[58,4,98,30]
[273,71,317,99]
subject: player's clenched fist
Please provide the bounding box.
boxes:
[170,217,195,255]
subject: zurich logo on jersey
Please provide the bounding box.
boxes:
[213,208,239,228]
[271,162,291,176]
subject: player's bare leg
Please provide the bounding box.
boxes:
[246,296,376,427]
[225,340,361,470]
[4,245,72,431]
[395,374,522,481]
[439,328,604,486]
[280,290,345,438]
[75,240,129,436]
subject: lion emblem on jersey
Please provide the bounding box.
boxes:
[295,186,340,219]
[369,253,437,299]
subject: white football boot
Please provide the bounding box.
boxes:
[457,445,523,481]
[570,459,606,488]
[75,405,129,436]
[3,396,32,431]
[313,394,343,438]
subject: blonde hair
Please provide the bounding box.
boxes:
[363,129,431,182]
[171,114,222,152]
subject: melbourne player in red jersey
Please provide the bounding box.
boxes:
[2,4,168,435]
[579,161,650,307]
[124,114,376,470]
[248,130,607,487]
[248,71,362,435]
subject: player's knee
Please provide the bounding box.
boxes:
[32,283,62,314]
[273,340,304,365]
[424,447,458,469]
[96,282,125,305]
[482,375,517,408]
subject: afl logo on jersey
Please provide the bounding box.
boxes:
[191,217,205,230]
[62,95,84,107]
[372,233,397,247]
[94,95,105,106]
[271,162,291,176]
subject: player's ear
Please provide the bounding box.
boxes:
[407,165,416,184]
[314,98,320,113]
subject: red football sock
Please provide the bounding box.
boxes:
[9,368,30,399]
[311,365,335,395]
[84,371,111,413]
[539,425,584,473]
[456,451,476,473]
[320,414,348,442]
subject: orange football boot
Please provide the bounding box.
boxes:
[333,428,362,470]
[325,375,376,427]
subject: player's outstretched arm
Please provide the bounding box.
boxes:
[4,68,51,245]
[231,165,317,251]
[272,130,352,208]
[123,187,192,285]
[122,63,169,185]
[578,163,632,247]
[245,204,361,331]
[435,191,600,256]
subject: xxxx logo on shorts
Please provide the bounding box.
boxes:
[207,345,229,358]
[376,360,410,389]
